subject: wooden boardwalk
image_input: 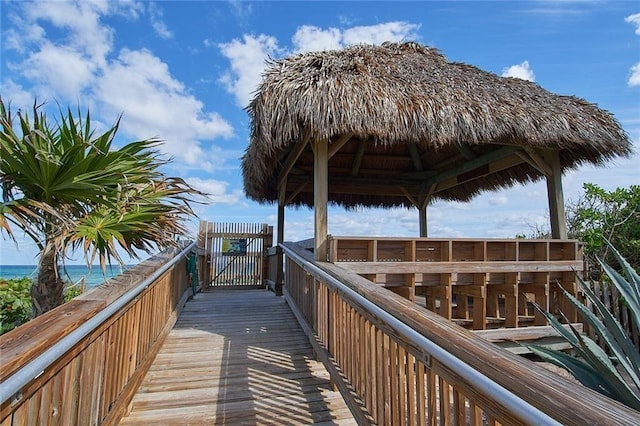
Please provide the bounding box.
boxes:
[119,289,356,425]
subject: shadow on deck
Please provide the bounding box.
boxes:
[119,289,356,425]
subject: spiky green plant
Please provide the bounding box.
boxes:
[1,98,207,316]
[527,241,640,411]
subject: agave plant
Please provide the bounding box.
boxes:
[527,241,640,411]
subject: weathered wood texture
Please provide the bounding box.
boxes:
[119,289,356,425]
[0,245,192,426]
[584,279,640,351]
[283,241,640,425]
[313,139,329,261]
[199,221,273,289]
[472,323,584,354]
[329,237,583,330]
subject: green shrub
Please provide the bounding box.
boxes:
[0,277,85,334]
[0,278,32,334]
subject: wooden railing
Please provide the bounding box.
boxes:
[265,245,283,295]
[584,279,640,351]
[281,241,640,425]
[329,236,583,330]
[0,242,195,425]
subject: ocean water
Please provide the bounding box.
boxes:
[0,264,128,288]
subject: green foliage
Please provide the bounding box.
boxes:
[526,242,640,411]
[0,278,32,334]
[0,277,86,334]
[520,183,639,276]
[0,97,207,314]
[568,183,639,276]
[64,284,83,301]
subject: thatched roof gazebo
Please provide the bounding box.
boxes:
[242,41,632,260]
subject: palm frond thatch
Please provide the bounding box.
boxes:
[242,41,632,208]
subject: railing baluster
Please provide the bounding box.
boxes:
[279,240,640,425]
[1,242,195,425]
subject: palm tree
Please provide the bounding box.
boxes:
[0,98,206,316]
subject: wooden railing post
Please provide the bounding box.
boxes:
[262,225,275,292]
[275,246,284,296]
[0,243,195,425]
[280,240,640,425]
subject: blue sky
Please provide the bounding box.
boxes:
[1,0,639,265]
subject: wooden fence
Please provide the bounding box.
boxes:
[0,242,194,425]
[584,279,640,351]
[198,221,272,289]
[280,240,640,425]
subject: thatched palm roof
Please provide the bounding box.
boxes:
[242,41,631,208]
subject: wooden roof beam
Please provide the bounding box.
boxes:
[425,145,519,187]
[400,183,435,209]
[288,149,522,190]
[407,142,424,171]
[434,153,526,193]
[419,184,436,210]
[516,147,553,177]
[456,142,477,160]
[285,182,307,204]
[350,139,367,177]
[277,126,311,189]
[400,187,419,208]
[328,133,353,159]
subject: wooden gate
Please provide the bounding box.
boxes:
[198,221,273,289]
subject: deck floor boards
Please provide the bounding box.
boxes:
[120,289,355,425]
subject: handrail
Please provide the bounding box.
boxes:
[0,241,195,406]
[280,240,640,424]
[281,242,559,425]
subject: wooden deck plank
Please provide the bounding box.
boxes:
[119,289,355,425]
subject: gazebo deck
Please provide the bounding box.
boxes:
[119,289,355,425]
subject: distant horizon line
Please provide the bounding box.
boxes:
[0,264,134,268]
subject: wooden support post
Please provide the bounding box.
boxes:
[419,205,427,237]
[277,187,286,244]
[544,150,567,239]
[263,225,273,291]
[313,139,329,261]
[277,205,285,245]
[418,185,434,238]
[276,187,286,296]
[275,204,285,295]
[197,221,207,290]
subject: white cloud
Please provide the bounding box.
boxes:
[218,34,282,107]
[291,21,421,54]
[629,63,640,87]
[292,26,343,52]
[341,22,421,46]
[0,80,36,109]
[148,2,173,39]
[227,0,253,21]
[22,0,114,66]
[625,13,640,35]
[187,177,243,205]
[22,43,98,98]
[3,20,46,53]
[97,49,234,165]
[3,1,234,170]
[625,14,640,88]
[501,60,536,81]
[488,195,508,206]
[218,21,421,108]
